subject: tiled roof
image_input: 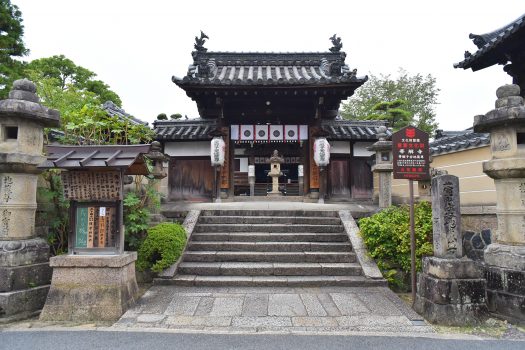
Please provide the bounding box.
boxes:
[153,119,217,141]
[454,14,525,70]
[153,119,389,141]
[430,129,490,155]
[321,120,390,140]
[102,101,148,126]
[173,52,367,87]
[40,144,151,175]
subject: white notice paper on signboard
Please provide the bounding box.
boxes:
[99,207,106,217]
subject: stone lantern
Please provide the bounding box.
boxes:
[0,79,60,321]
[146,141,168,218]
[473,84,525,322]
[367,126,393,208]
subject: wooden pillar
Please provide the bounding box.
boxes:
[309,128,320,199]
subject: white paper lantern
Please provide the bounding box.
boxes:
[210,137,225,166]
[313,138,330,167]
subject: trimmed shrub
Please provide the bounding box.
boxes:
[137,222,186,273]
[359,201,433,290]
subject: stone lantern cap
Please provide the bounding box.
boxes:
[474,84,525,132]
[0,79,60,127]
[146,141,168,162]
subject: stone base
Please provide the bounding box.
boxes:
[414,257,488,325]
[0,262,51,292]
[485,264,525,323]
[0,285,49,322]
[484,243,525,270]
[39,252,139,322]
[0,238,50,266]
[267,191,283,197]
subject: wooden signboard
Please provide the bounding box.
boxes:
[62,171,122,201]
[75,207,89,248]
[392,126,430,181]
[74,205,117,249]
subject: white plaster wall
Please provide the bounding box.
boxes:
[329,141,351,154]
[164,141,209,157]
[353,142,375,157]
[236,158,249,172]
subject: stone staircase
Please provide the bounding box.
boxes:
[163,210,383,287]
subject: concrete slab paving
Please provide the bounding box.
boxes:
[113,285,435,334]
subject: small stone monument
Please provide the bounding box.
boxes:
[268,150,283,196]
[248,165,255,196]
[368,126,393,208]
[474,84,525,322]
[414,174,488,325]
[0,79,60,321]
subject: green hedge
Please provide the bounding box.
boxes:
[137,222,187,273]
[359,201,433,289]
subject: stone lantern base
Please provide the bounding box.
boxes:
[0,238,52,322]
[414,257,488,325]
[484,244,525,322]
[40,252,139,322]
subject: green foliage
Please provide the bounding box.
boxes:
[37,170,70,255]
[123,192,150,251]
[369,99,413,131]
[359,201,433,289]
[25,55,122,106]
[137,222,186,273]
[170,113,182,119]
[157,113,167,120]
[123,176,162,251]
[341,69,439,134]
[0,0,29,98]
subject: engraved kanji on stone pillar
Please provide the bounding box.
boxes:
[431,174,463,258]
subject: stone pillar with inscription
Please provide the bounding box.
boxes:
[474,84,525,322]
[368,126,393,208]
[0,79,60,321]
[414,174,488,325]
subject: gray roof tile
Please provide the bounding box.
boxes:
[430,130,490,155]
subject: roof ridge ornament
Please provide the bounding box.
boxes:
[329,34,343,53]
[194,31,209,53]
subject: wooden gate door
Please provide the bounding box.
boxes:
[329,158,351,197]
[350,158,373,199]
[168,158,214,201]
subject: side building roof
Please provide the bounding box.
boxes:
[430,129,490,156]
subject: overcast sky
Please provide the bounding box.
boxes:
[13,0,525,131]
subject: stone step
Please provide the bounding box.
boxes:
[156,275,387,287]
[183,251,356,263]
[190,232,348,242]
[177,262,362,276]
[199,210,339,217]
[194,224,344,233]
[198,216,342,225]
[187,241,352,252]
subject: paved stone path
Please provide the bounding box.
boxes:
[114,286,435,334]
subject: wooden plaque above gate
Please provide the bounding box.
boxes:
[61,171,122,201]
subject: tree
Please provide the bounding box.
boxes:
[170,113,182,120]
[368,99,412,131]
[157,113,167,120]
[341,69,439,134]
[25,55,122,106]
[0,0,29,98]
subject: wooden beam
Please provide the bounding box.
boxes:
[52,150,75,167]
[79,150,99,167]
[105,150,122,166]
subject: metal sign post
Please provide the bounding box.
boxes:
[392,126,430,306]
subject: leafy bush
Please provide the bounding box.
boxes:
[137,222,187,273]
[123,191,150,251]
[359,201,433,289]
[37,170,70,256]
